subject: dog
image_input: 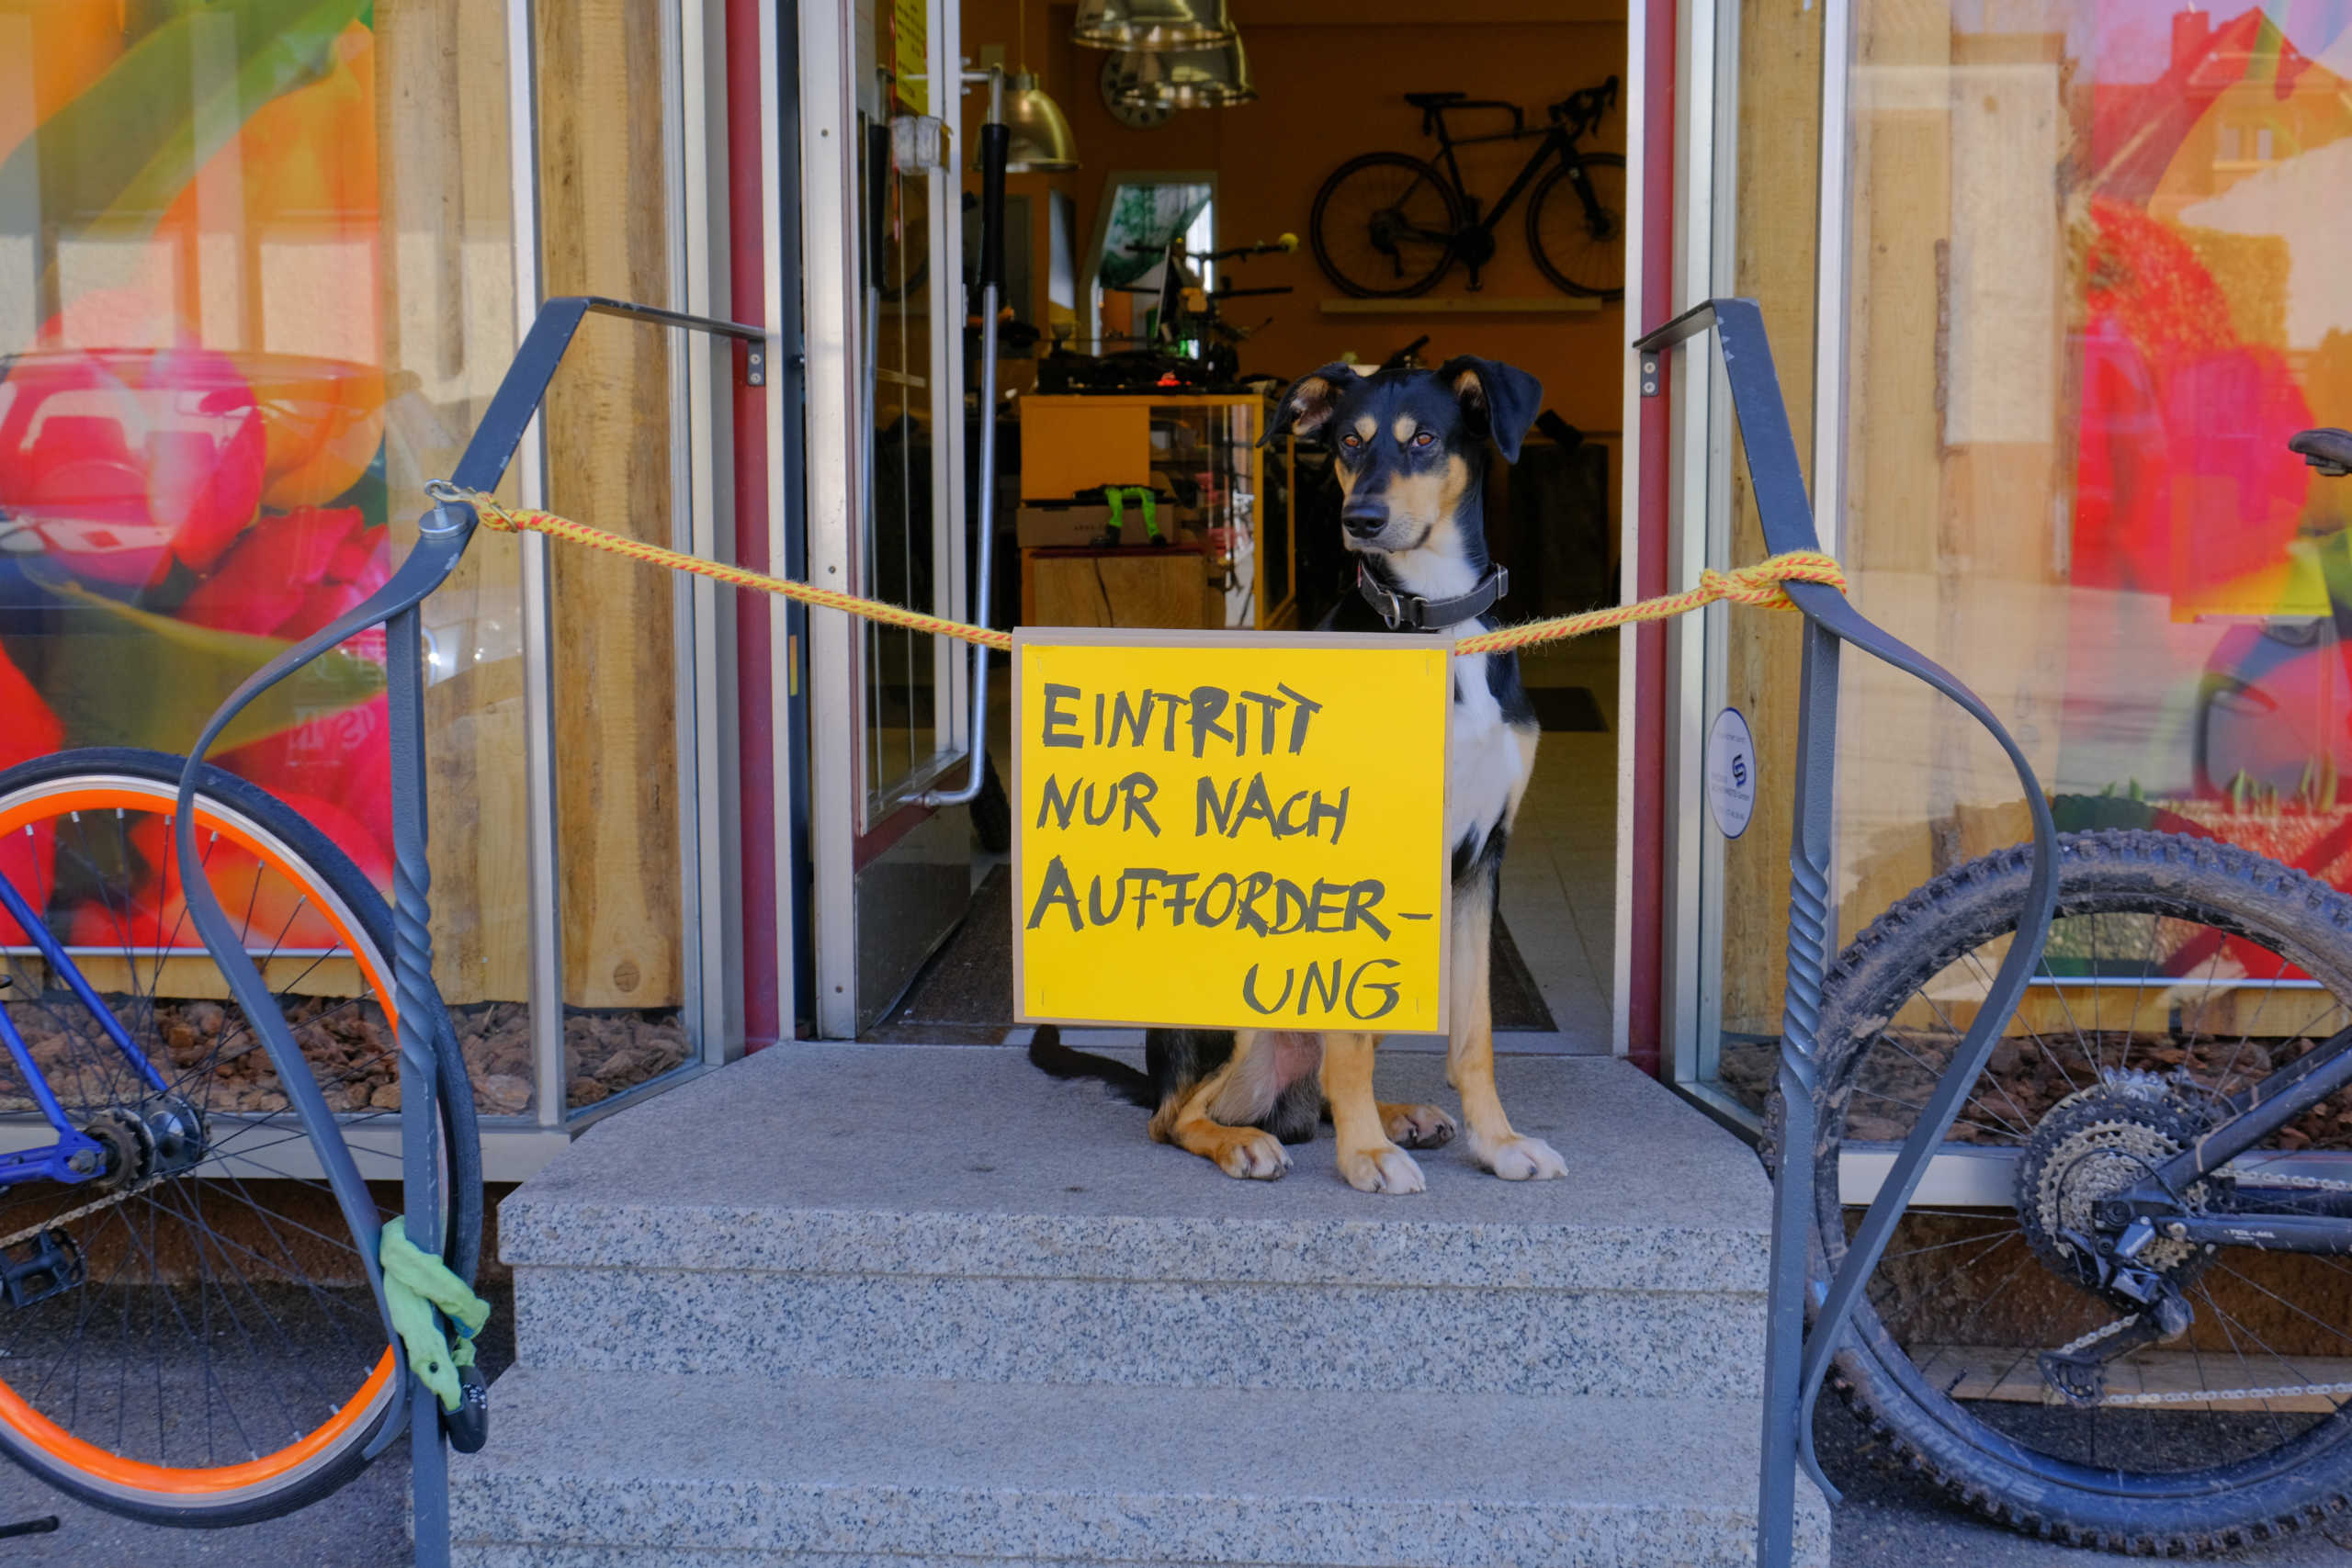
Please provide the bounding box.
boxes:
[1031,355,1566,1194]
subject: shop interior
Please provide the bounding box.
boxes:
[861,0,1630,1049]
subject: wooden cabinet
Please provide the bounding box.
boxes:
[1018,393,1297,630]
[1021,538,1221,630]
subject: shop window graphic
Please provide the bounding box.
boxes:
[0,5,391,889]
[2061,6,2352,925]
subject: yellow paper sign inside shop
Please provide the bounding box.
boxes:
[1013,631,1452,1032]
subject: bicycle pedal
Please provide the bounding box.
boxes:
[443,1363,489,1453]
[0,1229,84,1310]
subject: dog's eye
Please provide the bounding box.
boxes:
[1412,431,1435,447]
[1341,434,1362,449]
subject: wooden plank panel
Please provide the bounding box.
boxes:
[376,0,528,1004]
[1720,0,1820,1037]
[536,0,684,1010]
[1023,547,1215,630]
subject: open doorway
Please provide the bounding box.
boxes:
[866,0,1631,1055]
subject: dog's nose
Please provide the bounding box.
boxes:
[1340,502,1386,538]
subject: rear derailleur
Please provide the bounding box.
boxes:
[2015,1073,2219,1406]
[2034,1222,2198,1406]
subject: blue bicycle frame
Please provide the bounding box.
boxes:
[0,865,167,1188]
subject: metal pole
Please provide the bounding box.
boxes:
[387,594,449,1568]
[1757,616,1839,1567]
[922,67,1007,807]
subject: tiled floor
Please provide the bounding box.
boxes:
[1499,635,1620,1055]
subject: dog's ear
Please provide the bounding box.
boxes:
[1438,357,1544,462]
[1261,362,1362,446]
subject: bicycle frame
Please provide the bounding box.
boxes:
[0,869,146,1185]
[1424,114,1577,239]
[2108,1015,2352,1251]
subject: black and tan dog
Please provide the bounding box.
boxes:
[1032,355,1565,1194]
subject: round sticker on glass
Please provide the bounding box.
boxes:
[1706,707,1757,840]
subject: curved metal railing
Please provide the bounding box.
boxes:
[1634,299,2060,1565]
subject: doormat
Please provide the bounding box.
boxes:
[1527,686,1607,733]
[872,864,1559,1039]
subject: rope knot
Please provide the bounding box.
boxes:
[1698,565,1792,610]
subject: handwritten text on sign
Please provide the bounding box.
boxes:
[1014,633,1451,1032]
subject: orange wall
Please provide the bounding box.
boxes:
[961,1,1630,438]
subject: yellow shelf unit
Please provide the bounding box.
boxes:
[1019,392,1297,631]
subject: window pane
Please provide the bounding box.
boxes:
[0,0,535,1115]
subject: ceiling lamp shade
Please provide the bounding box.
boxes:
[1071,0,1233,51]
[1113,37,1255,108]
[1001,73,1080,171]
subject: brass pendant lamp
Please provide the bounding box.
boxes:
[1109,35,1256,109]
[994,0,1079,171]
[1071,0,1234,52]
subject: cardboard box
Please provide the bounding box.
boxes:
[1018,502,1186,548]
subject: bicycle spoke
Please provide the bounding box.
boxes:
[0,766,464,1512]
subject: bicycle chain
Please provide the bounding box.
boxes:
[2051,1160,2352,1408]
[0,1176,165,1254]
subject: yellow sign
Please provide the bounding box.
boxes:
[892,0,929,113]
[1013,630,1452,1032]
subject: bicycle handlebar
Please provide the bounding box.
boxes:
[2290,427,2352,477]
[1548,74,1619,133]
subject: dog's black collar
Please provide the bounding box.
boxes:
[1356,562,1510,632]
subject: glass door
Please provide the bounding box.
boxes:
[802,0,971,1036]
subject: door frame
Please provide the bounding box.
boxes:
[1629,0,1858,1111]
[798,0,970,1038]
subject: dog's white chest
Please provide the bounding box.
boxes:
[1448,651,1524,856]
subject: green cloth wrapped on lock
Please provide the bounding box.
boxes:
[379,1215,492,1413]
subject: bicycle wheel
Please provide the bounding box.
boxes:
[1798,829,2352,1551]
[1527,152,1625,300]
[1309,152,1463,299]
[0,747,481,1527]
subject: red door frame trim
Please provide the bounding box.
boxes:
[1626,0,1677,1078]
[727,0,781,1052]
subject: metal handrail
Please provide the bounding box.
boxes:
[1632,299,2060,1565]
[173,295,769,1568]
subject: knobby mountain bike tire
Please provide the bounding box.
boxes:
[1526,152,1625,300]
[1789,829,2352,1551]
[1309,152,1464,299]
[0,748,481,1527]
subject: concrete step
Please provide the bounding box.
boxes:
[499,1043,1773,1400]
[449,1366,1830,1568]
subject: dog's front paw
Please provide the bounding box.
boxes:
[1337,1142,1426,1194]
[1476,1134,1567,1182]
[1211,1128,1292,1181]
[1380,1101,1456,1148]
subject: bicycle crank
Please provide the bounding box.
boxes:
[0,1095,207,1309]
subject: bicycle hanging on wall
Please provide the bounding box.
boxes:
[1308,76,1625,300]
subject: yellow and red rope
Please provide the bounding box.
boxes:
[444,486,1845,655]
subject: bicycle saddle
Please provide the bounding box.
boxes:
[1403,91,1468,108]
[2290,427,2352,477]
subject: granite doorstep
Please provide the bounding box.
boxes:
[451,1556,1551,1568]
[504,1046,1770,1247]
[449,1369,1830,1568]
[497,1203,1769,1295]
[511,1266,1762,1398]
[456,1479,1783,1568]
